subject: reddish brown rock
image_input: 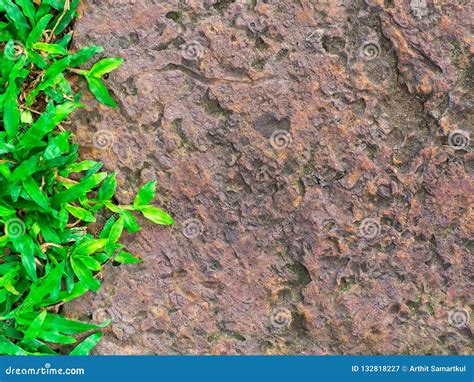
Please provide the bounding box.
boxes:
[64,0,473,354]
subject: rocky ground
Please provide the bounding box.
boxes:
[63,0,473,354]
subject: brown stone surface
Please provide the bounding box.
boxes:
[64,0,473,354]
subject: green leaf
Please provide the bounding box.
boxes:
[69,45,103,67]
[16,0,36,27]
[23,310,47,341]
[71,257,100,292]
[0,265,20,288]
[65,204,96,223]
[44,131,70,160]
[51,0,79,35]
[97,172,116,200]
[73,239,109,257]
[16,312,110,335]
[37,331,77,344]
[69,332,103,355]
[13,235,37,281]
[32,42,69,56]
[0,336,28,355]
[114,251,142,264]
[108,216,124,243]
[78,256,101,271]
[66,160,100,173]
[138,205,174,225]
[0,205,16,217]
[9,153,41,184]
[42,0,67,11]
[85,76,117,108]
[89,57,124,78]
[3,0,30,41]
[123,210,141,233]
[133,181,156,208]
[20,101,82,144]
[27,14,53,45]
[26,58,73,105]
[37,216,60,244]
[103,201,120,213]
[99,216,116,239]
[51,172,107,207]
[13,262,64,316]
[22,176,51,211]
[3,59,23,138]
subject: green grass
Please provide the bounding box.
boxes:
[0,0,173,355]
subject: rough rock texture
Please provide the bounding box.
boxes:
[64,0,473,354]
